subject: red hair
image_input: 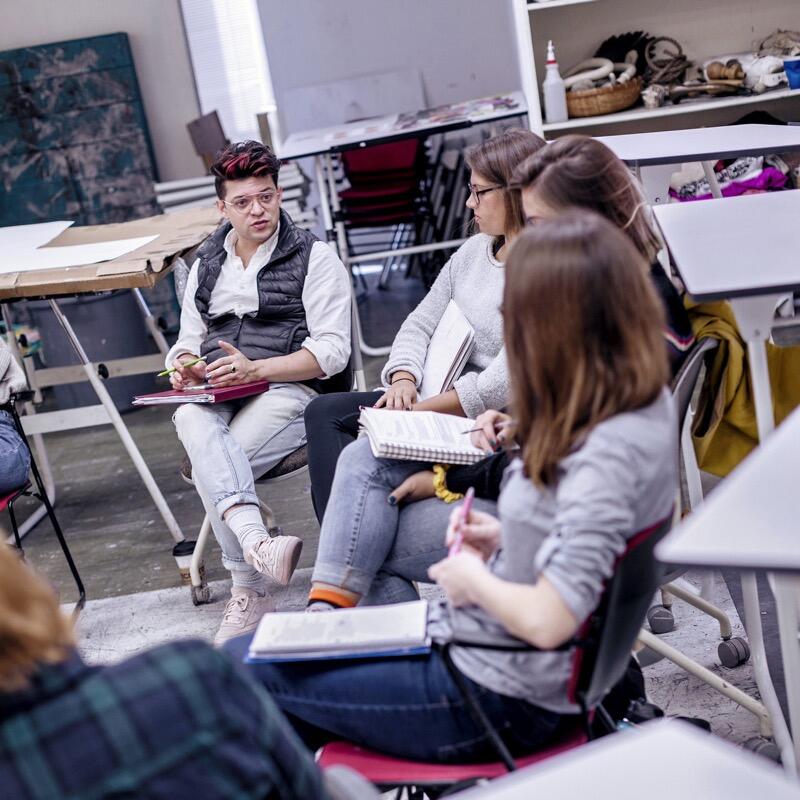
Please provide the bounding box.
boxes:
[211,140,281,197]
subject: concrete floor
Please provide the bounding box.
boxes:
[4,267,776,760]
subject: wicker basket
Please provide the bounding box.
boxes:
[566,76,643,118]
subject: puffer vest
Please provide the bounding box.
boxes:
[193,210,349,394]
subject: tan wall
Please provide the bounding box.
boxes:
[0,0,204,180]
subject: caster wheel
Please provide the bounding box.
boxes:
[647,604,675,634]
[718,636,750,668]
[745,737,781,763]
[191,584,212,606]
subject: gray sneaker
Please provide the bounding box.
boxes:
[245,535,303,586]
[213,586,274,647]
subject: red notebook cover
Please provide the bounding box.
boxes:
[133,380,269,406]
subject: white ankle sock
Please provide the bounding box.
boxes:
[225,504,269,556]
[231,569,267,595]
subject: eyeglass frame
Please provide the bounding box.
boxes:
[466,182,503,206]
[221,189,281,214]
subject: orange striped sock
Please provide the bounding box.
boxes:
[308,584,360,609]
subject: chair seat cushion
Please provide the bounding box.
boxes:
[178,446,308,485]
[317,723,587,787]
[0,482,30,512]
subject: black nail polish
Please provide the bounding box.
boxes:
[490,439,498,449]
[387,495,397,506]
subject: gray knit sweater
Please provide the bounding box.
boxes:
[380,233,507,418]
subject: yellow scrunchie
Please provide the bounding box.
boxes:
[432,464,464,503]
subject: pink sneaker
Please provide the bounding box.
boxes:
[214,586,274,647]
[245,535,303,586]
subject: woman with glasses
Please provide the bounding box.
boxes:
[303,128,545,524]
[229,213,676,762]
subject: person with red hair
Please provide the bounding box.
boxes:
[166,140,351,645]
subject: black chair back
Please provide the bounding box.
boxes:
[574,516,672,711]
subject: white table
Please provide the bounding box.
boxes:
[658,405,800,775]
[279,92,527,358]
[457,721,800,799]
[598,124,800,204]
[654,190,800,774]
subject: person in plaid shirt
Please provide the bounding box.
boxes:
[0,546,349,800]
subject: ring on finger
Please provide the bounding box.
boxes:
[230,364,236,373]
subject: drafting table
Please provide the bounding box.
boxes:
[653,189,800,772]
[0,207,220,572]
[279,91,527,356]
[598,124,800,204]
[658,405,800,776]
[457,721,800,799]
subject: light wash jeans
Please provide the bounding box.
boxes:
[313,436,497,604]
[173,382,316,576]
[0,410,30,494]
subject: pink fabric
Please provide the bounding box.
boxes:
[669,166,787,202]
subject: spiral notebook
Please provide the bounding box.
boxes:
[358,408,487,465]
[246,600,430,663]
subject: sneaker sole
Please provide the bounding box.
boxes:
[274,536,303,585]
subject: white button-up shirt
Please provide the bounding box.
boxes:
[166,223,351,378]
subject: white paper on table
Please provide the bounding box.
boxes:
[0,221,74,256]
[0,235,159,275]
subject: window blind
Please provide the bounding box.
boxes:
[180,0,275,144]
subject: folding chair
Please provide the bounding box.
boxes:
[316,515,673,797]
[1,390,85,612]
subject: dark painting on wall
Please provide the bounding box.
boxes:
[0,32,160,227]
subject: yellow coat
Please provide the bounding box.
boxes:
[689,300,800,476]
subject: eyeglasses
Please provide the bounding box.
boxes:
[466,183,502,206]
[222,191,278,213]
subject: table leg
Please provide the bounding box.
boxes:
[729,293,796,771]
[132,287,170,355]
[772,573,800,775]
[701,160,724,200]
[48,298,185,545]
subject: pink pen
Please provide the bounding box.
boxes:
[448,487,475,557]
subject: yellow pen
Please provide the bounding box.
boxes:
[157,355,207,377]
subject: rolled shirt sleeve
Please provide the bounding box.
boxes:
[165,258,205,369]
[300,241,352,378]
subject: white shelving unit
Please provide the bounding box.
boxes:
[513,0,800,137]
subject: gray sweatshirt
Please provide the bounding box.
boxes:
[380,233,507,418]
[427,388,677,713]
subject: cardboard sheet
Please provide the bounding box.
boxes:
[0,206,221,300]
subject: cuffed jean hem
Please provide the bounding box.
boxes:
[222,553,254,572]
[311,560,377,597]
[214,490,260,518]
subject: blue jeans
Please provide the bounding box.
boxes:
[314,436,497,604]
[225,635,562,763]
[0,411,30,494]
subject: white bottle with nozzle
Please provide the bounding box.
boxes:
[542,40,568,124]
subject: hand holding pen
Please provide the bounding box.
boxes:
[164,354,207,390]
[464,410,516,453]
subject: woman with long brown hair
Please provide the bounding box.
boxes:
[303,127,545,523]
[229,211,677,763]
